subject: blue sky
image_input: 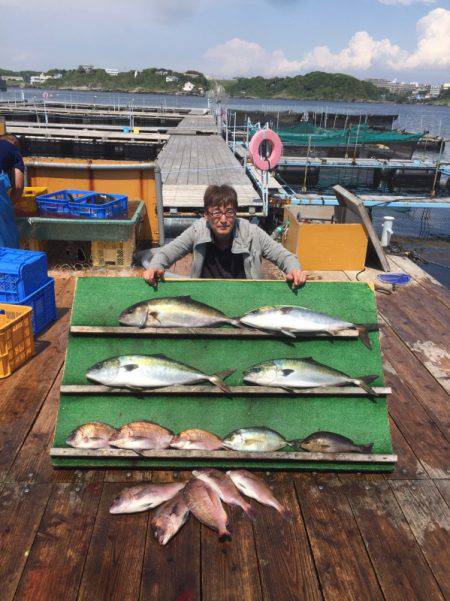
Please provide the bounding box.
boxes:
[2,0,450,83]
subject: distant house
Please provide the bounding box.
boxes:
[166,75,179,83]
[443,83,450,90]
[429,84,442,97]
[3,75,25,84]
[183,81,195,93]
[105,68,119,77]
[156,68,170,75]
[51,73,63,79]
[80,65,94,73]
[184,70,202,79]
[30,73,52,85]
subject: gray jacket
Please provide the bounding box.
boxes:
[148,218,300,279]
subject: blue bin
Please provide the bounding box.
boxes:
[69,193,128,219]
[0,247,49,303]
[36,189,95,215]
[19,277,57,335]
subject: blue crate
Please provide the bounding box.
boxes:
[69,193,128,219]
[36,189,95,215]
[19,277,57,335]
[0,247,49,303]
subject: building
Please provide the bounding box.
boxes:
[442,83,450,90]
[2,75,25,84]
[184,70,203,79]
[156,68,170,75]
[105,68,119,77]
[429,84,442,98]
[79,65,94,73]
[30,73,52,85]
[166,75,179,83]
[183,81,195,93]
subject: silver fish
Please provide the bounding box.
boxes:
[150,492,190,545]
[109,482,186,514]
[192,469,256,519]
[119,295,239,329]
[109,420,174,450]
[227,470,293,521]
[243,357,377,395]
[222,427,292,452]
[299,431,374,454]
[170,429,223,451]
[239,305,371,348]
[183,478,231,539]
[66,422,117,449]
[86,354,234,393]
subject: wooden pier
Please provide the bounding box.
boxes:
[157,114,261,211]
[0,257,448,600]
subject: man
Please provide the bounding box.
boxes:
[143,184,305,287]
[0,134,25,248]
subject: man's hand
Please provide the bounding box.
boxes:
[143,268,165,287]
[286,269,306,289]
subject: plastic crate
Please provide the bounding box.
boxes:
[0,303,34,378]
[14,186,48,216]
[91,230,135,268]
[19,278,57,335]
[0,247,49,303]
[36,189,95,215]
[70,193,128,219]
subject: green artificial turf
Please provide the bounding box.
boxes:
[52,277,394,471]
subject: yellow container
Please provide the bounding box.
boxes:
[91,230,136,269]
[0,303,35,378]
[14,186,48,215]
[283,206,368,271]
[132,127,140,134]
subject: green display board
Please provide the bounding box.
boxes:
[52,277,394,471]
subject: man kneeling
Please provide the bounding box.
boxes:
[143,184,305,287]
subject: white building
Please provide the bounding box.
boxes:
[183,81,195,92]
[105,68,119,77]
[30,73,52,85]
[166,75,179,83]
[430,85,442,98]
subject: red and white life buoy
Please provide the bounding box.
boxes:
[248,129,283,171]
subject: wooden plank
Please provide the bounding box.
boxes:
[435,480,450,507]
[201,507,263,601]
[140,506,200,600]
[59,384,391,396]
[389,255,450,309]
[77,483,148,601]
[333,185,390,271]
[0,278,75,480]
[390,480,450,598]
[252,480,323,601]
[0,481,52,601]
[386,418,428,480]
[14,482,103,601]
[50,448,398,464]
[294,475,384,600]
[69,324,365,339]
[343,479,445,601]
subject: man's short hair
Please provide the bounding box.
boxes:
[0,134,20,148]
[204,185,238,211]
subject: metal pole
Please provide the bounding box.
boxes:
[232,111,237,153]
[154,162,165,246]
[243,117,250,172]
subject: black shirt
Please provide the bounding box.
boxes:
[201,243,246,279]
[0,140,25,174]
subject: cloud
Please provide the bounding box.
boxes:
[203,8,450,77]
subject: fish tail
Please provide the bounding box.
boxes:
[280,507,294,523]
[230,318,245,328]
[243,504,257,521]
[209,369,235,393]
[355,375,378,396]
[218,526,232,541]
[287,439,303,450]
[360,442,374,454]
[356,325,372,350]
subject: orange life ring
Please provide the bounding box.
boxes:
[248,129,283,171]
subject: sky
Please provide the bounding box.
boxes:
[1,0,450,83]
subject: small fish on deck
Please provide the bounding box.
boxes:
[170,428,223,450]
[65,422,118,449]
[192,469,256,519]
[222,427,293,452]
[109,420,174,450]
[183,478,231,540]
[150,492,190,545]
[298,431,374,454]
[110,482,186,514]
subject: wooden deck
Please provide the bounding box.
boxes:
[1,257,449,600]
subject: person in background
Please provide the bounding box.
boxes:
[0,134,25,248]
[143,184,306,287]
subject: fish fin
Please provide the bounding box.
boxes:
[280,507,294,522]
[355,375,378,397]
[286,439,303,450]
[279,385,298,394]
[282,368,295,376]
[215,369,236,380]
[218,527,232,542]
[280,329,297,339]
[150,353,171,360]
[176,295,193,301]
[361,443,374,454]
[124,364,140,372]
[243,505,257,521]
[209,374,232,394]
[356,325,372,350]
[139,306,150,329]
[133,450,146,457]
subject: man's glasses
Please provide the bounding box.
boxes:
[207,209,237,219]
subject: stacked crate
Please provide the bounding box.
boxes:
[0,248,57,336]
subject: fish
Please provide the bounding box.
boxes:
[150,492,190,545]
[110,482,186,514]
[192,469,256,519]
[86,354,235,393]
[183,478,231,540]
[119,295,240,329]
[170,429,223,451]
[243,357,378,396]
[239,305,372,349]
[299,431,374,454]
[109,420,174,450]
[65,422,117,449]
[227,470,293,522]
[222,427,292,452]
